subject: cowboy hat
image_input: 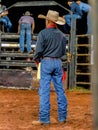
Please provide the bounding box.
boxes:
[24,11,31,16]
[38,10,66,25]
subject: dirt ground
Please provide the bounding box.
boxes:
[0,88,93,130]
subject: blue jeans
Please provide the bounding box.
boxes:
[64,14,81,26]
[19,23,32,53]
[39,58,68,123]
[63,14,81,33]
[86,11,92,34]
[0,16,12,32]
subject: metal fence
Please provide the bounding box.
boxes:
[0,32,69,90]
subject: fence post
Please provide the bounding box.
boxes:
[68,16,76,89]
[0,32,1,63]
[89,0,98,129]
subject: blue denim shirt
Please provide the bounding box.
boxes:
[34,28,66,62]
[79,2,91,13]
[70,2,83,17]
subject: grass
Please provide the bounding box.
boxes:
[67,86,91,93]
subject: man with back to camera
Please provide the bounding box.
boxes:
[18,11,35,54]
[32,10,68,125]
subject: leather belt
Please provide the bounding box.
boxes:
[43,57,60,59]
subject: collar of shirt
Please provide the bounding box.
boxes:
[46,24,57,29]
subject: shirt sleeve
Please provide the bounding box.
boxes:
[71,2,82,16]
[80,3,91,12]
[34,32,44,62]
[2,5,7,11]
[62,36,66,56]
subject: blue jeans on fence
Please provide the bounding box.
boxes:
[0,16,12,32]
[19,23,32,53]
[39,58,68,123]
[64,14,81,26]
[63,14,81,33]
[86,11,92,34]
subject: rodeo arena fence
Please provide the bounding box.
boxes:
[0,1,93,90]
[0,32,68,90]
[0,31,93,90]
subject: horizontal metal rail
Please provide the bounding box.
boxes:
[76,54,91,56]
[0,52,34,57]
[1,42,36,48]
[76,44,91,47]
[76,34,92,37]
[0,62,36,67]
[1,33,37,40]
[75,72,91,75]
[0,68,32,71]
[0,59,35,62]
[76,82,91,85]
[76,63,91,65]
[0,61,67,69]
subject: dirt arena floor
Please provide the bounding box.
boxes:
[0,88,93,130]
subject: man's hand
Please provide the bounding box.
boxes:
[0,10,8,17]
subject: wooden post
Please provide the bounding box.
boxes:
[0,32,1,53]
[89,0,98,129]
[68,17,76,89]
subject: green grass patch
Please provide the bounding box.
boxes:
[68,86,91,93]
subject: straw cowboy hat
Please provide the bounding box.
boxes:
[38,10,66,25]
[24,11,32,16]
